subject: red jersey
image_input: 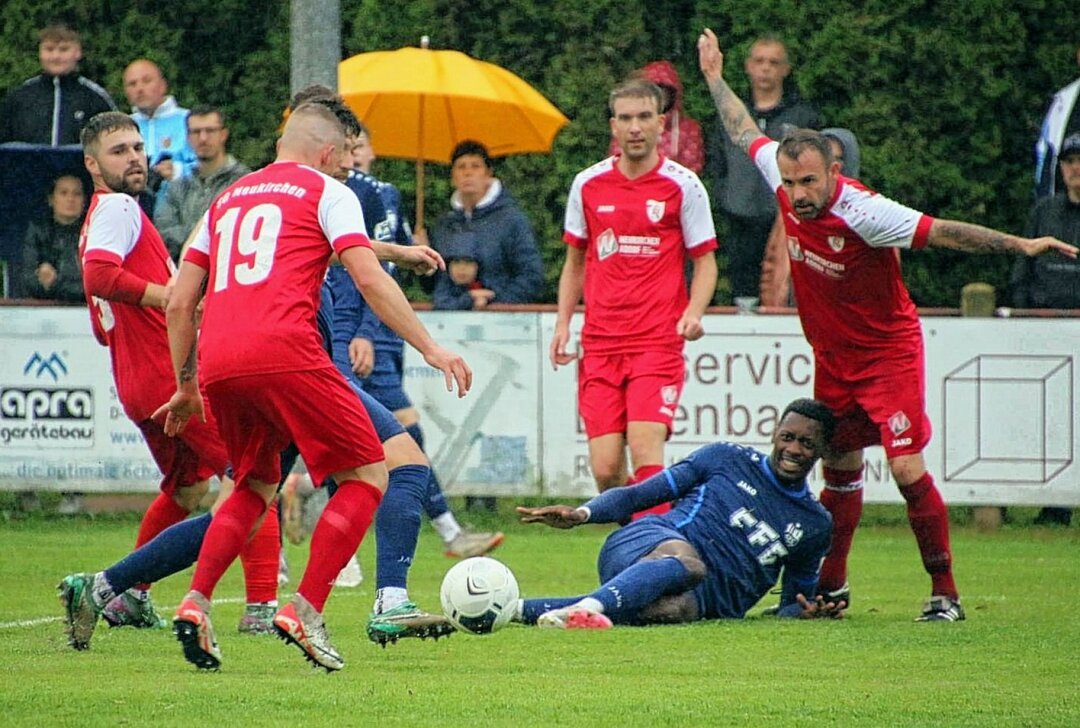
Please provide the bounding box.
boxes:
[185,161,370,384]
[563,155,717,356]
[79,192,177,421]
[750,137,933,353]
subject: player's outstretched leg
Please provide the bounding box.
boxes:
[537,603,613,630]
[173,590,221,671]
[366,461,454,646]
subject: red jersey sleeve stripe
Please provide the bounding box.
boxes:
[912,215,935,250]
[332,232,372,256]
[184,247,211,270]
[688,238,719,257]
[563,231,587,248]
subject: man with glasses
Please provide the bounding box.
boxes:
[155,105,249,260]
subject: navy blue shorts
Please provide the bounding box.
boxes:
[362,348,412,413]
[596,516,687,582]
[348,377,405,442]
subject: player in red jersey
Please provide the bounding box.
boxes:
[699,28,1078,621]
[158,102,470,672]
[65,112,243,633]
[551,78,718,513]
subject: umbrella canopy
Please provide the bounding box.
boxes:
[338,45,569,229]
[338,46,568,164]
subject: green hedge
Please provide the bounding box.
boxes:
[2,0,1076,305]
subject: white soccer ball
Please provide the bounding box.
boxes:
[440,556,519,635]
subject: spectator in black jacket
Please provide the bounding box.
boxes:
[0,24,116,146]
[19,173,86,302]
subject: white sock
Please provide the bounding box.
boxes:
[90,572,115,608]
[374,587,409,614]
[576,597,605,614]
[432,512,463,543]
[511,599,524,622]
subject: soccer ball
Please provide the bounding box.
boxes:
[440,557,519,635]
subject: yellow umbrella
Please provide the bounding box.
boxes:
[338,43,569,229]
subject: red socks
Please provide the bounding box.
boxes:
[298,479,382,612]
[899,472,958,599]
[132,493,192,591]
[630,464,670,520]
[817,467,864,592]
[190,486,268,600]
[240,499,280,605]
[135,492,191,549]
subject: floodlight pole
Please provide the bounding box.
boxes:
[290,0,341,95]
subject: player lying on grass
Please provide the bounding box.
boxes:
[514,398,845,628]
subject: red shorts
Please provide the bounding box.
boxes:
[205,367,383,487]
[577,350,685,439]
[814,344,930,459]
[137,411,228,497]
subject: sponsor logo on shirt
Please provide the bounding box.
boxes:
[888,410,911,436]
[596,204,615,213]
[597,228,618,260]
[890,437,912,448]
[787,236,804,261]
[737,480,758,497]
[828,235,845,252]
[645,199,665,223]
[801,249,846,279]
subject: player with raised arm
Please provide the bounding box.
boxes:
[551,78,718,516]
[698,28,1078,621]
[515,399,842,627]
[157,102,470,672]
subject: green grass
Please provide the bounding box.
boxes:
[1,508,1078,727]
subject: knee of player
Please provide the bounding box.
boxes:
[383,431,427,469]
[677,554,707,585]
[592,463,625,490]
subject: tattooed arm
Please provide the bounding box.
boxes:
[928,219,1078,258]
[697,28,765,153]
[152,259,209,436]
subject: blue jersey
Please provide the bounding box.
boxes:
[361,176,412,357]
[586,442,832,619]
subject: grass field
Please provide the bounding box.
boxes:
[0,505,1077,727]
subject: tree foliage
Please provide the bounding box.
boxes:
[1,0,1077,304]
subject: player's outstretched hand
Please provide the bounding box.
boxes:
[795,593,847,620]
[1022,236,1079,259]
[397,244,445,276]
[424,345,472,398]
[697,28,726,83]
[516,505,587,529]
[549,328,578,369]
[152,390,206,437]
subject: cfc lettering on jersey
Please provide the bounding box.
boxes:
[729,507,789,565]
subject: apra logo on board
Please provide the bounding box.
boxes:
[0,351,94,448]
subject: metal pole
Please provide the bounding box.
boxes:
[290,0,341,96]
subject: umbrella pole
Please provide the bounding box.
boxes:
[415,157,425,232]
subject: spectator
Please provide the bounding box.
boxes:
[427,140,543,310]
[760,127,861,307]
[0,23,116,146]
[712,35,821,303]
[155,105,250,259]
[607,61,704,173]
[1035,46,1080,198]
[1013,131,1080,527]
[122,59,197,204]
[19,173,86,302]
